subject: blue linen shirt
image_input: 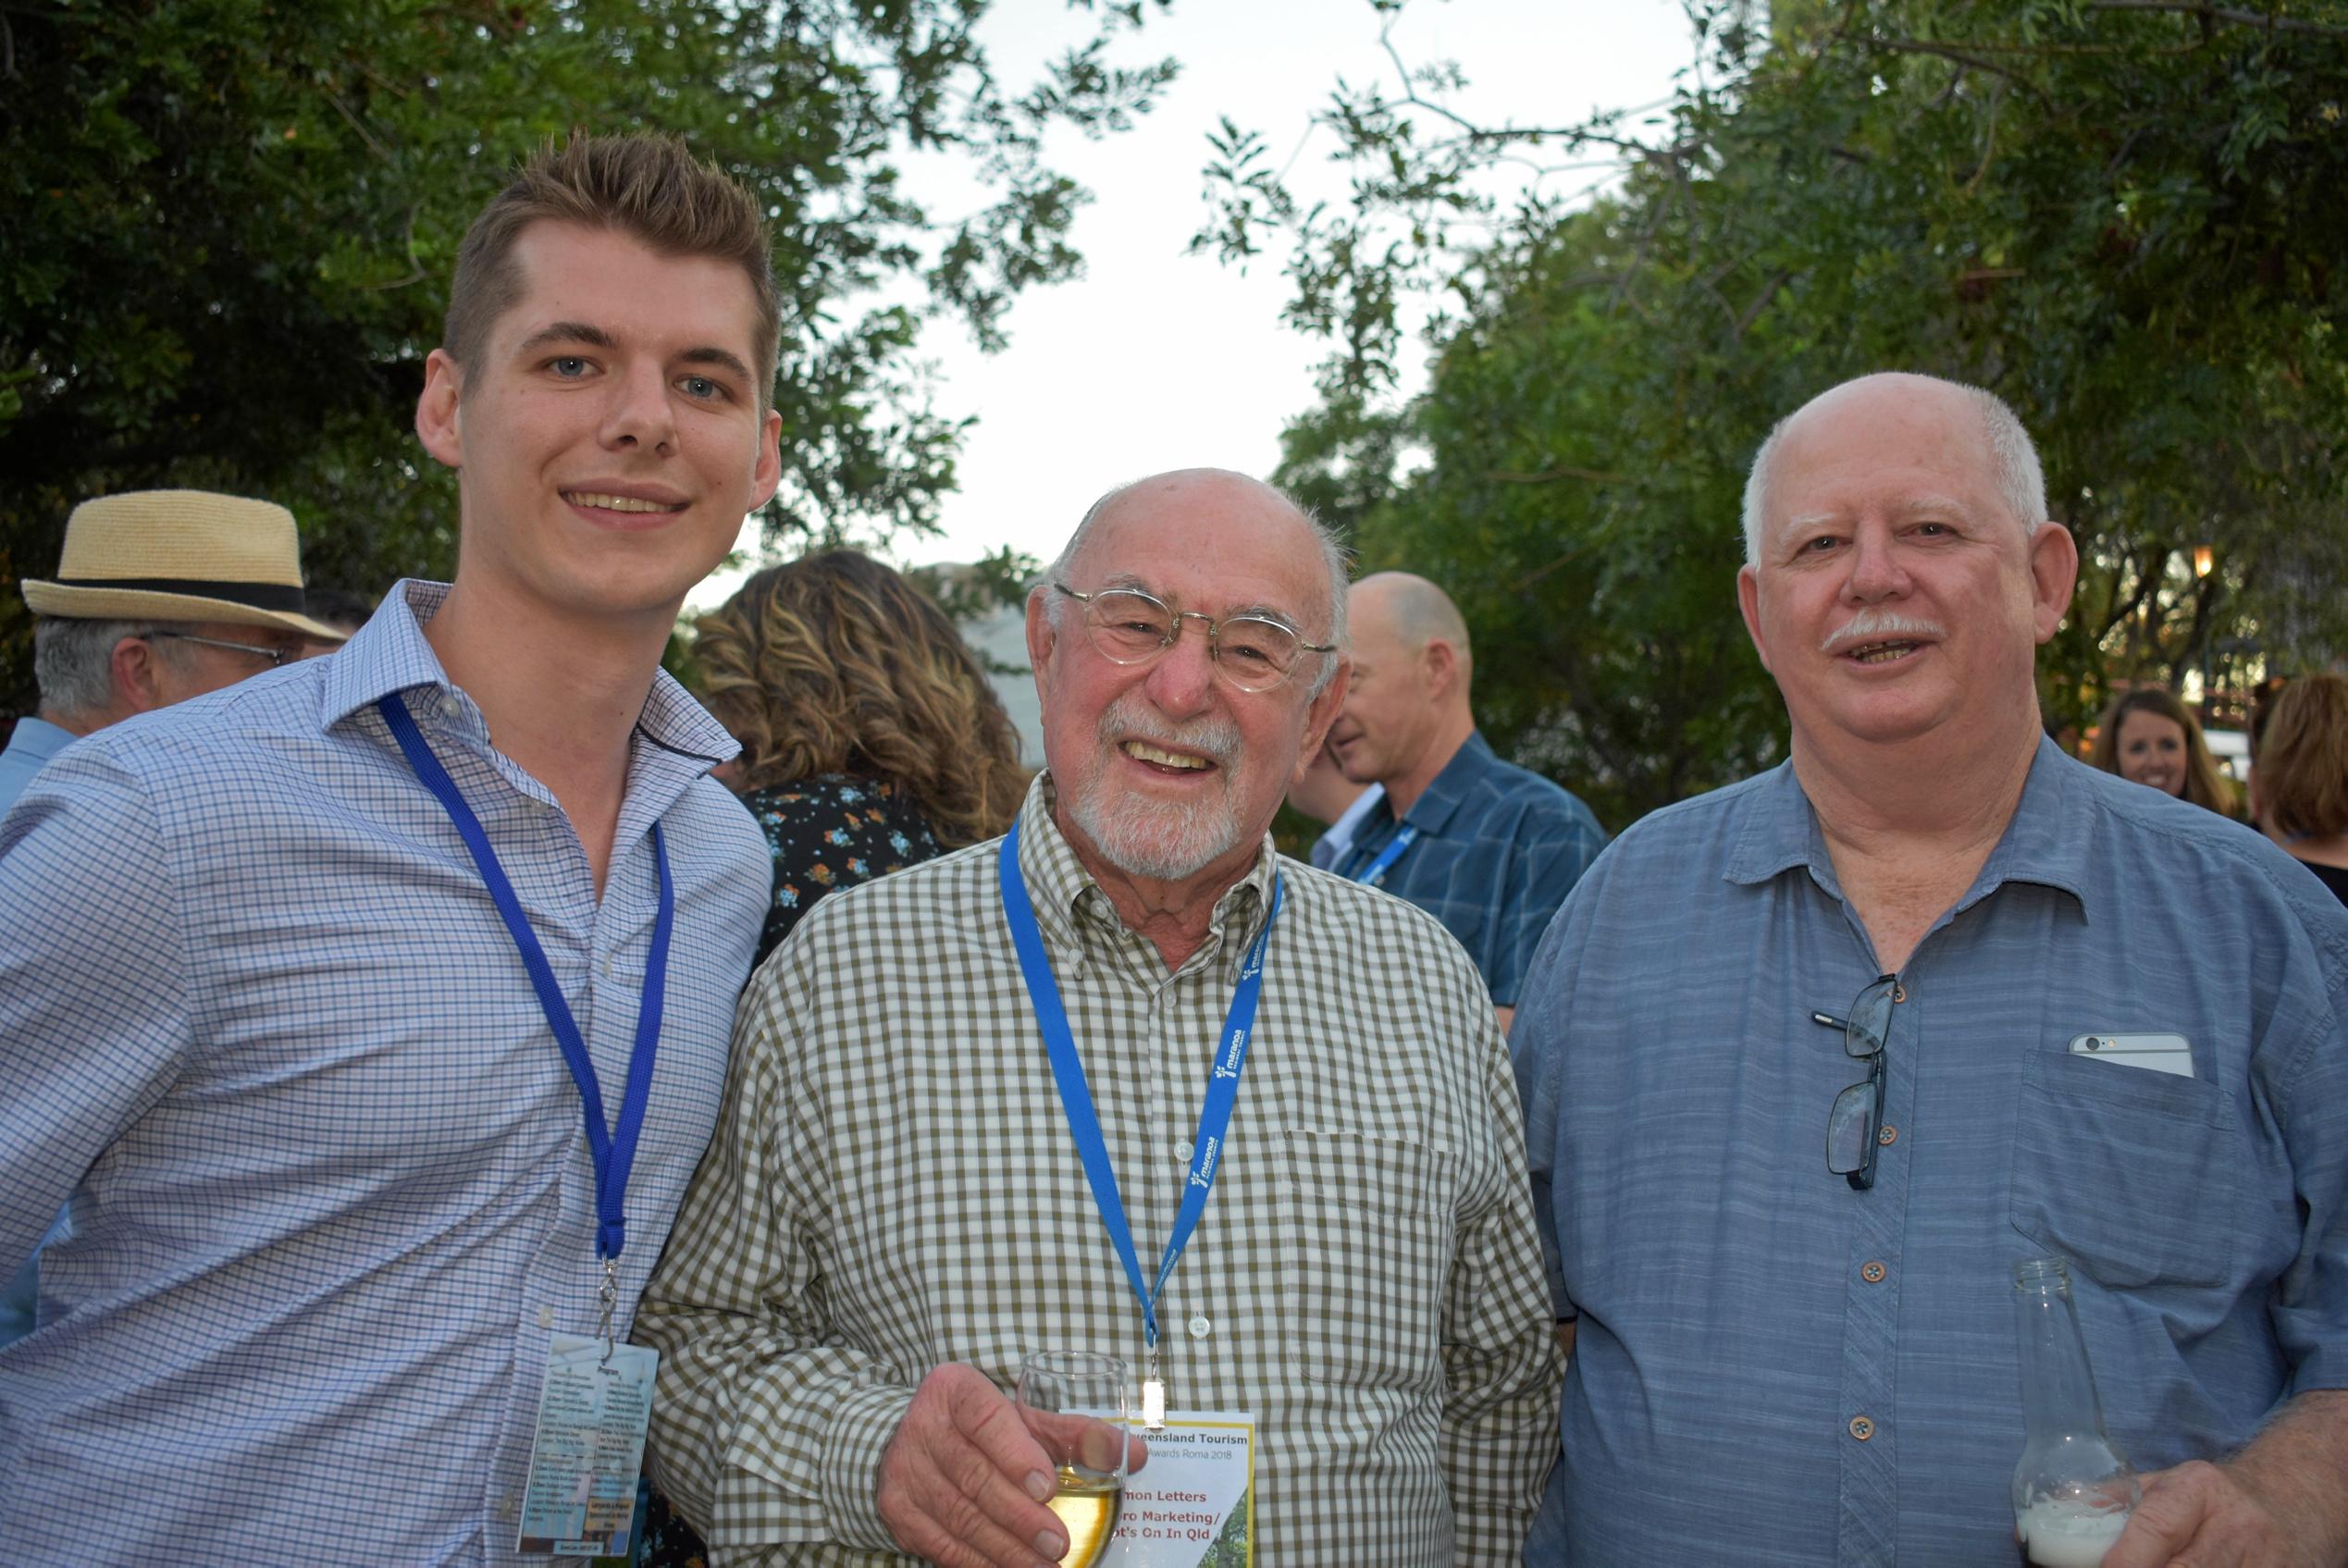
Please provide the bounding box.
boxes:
[0,716,79,1349]
[1512,737,2348,1566]
[0,580,769,1565]
[1335,732,1607,1006]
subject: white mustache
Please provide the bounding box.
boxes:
[1097,693,1241,768]
[1821,610,1947,655]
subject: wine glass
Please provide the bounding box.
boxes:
[1014,1350,1131,1568]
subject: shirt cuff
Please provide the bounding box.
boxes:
[820,1381,916,1553]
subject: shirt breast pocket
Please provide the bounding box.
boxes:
[1279,1129,1455,1391]
[2008,1050,2238,1290]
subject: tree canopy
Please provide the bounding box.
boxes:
[1203,0,2348,827]
[1,0,1173,716]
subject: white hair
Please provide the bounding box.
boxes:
[31,616,195,719]
[1045,471,1352,695]
[1740,375,2047,567]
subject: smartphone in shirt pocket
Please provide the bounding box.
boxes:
[2068,1031,2195,1078]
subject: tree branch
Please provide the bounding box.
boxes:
[2084,1,2348,40]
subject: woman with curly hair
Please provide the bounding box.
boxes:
[693,549,1025,964]
[2089,686,2235,817]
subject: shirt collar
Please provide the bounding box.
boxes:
[1393,729,1499,835]
[317,579,739,765]
[1724,734,2094,918]
[1013,771,1279,975]
[5,716,79,766]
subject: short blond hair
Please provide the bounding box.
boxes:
[444,133,779,408]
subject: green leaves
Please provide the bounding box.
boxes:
[1213,0,2348,823]
[1,0,1175,715]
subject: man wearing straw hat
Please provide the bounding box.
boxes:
[0,488,345,1351]
[0,133,776,1565]
[2,488,345,799]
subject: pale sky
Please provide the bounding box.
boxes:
[692,0,1699,608]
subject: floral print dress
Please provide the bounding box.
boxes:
[740,773,946,967]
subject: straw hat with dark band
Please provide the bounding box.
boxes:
[21,490,347,644]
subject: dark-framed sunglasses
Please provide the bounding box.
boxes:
[1812,973,1901,1191]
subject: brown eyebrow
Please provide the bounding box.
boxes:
[675,345,755,384]
[516,321,616,354]
[515,324,752,386]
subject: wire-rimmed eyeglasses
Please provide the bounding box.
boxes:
[145,631,297,668]
[1813,974,1901,1191]
[1053,582,1336,694]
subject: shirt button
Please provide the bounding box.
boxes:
[1187,1315,1212,1340]
[1877,1124,1899,1146]
[601,952,616,978]
[1848,1414,1875,1441]
[1176,1141,1194,1164]
[499,1491,518,1519]
[1860,1261,1887,1284]
[537,1303,554,1328]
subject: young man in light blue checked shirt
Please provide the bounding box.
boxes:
[0,134,779,1564]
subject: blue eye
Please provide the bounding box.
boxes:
[550,356,590,378]
[681,376,723,401]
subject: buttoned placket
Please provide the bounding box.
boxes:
[418,698,678,1557]
[1081,877,1263,1412]
[1834,973,1914,1568]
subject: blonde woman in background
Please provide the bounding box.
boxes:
[2089,685,2236,816]
[694,548,1025,964]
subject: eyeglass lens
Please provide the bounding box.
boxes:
[1082,589,1302,690]
[1825,977,1898,1183]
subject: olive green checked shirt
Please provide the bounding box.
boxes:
[635,776,1562,1564]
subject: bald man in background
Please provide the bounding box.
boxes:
[1326,573,1606,1030]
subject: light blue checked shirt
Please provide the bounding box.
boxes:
[0,580,769,1565]
[1514,737,2348,1566]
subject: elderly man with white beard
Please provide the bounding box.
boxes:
[635,468,1562,1568]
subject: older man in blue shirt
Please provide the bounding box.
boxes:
[1514,372,2348,1567]
[1329,573,1606,1030]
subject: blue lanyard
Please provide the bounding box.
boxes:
[1351,821,1419,887]
[377,693,673,1263]
[997,821,1280,1351]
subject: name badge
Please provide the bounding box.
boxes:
[1100,1412,1254,1567]
[516,1333,659,1558]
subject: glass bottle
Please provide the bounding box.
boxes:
[2012,1255,2140,1567]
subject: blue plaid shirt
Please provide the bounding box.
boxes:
[1335,732,1606,1006]
[0,580,769,1565]
[1514,738,2348,1566]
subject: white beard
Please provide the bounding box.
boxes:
[1062,696,1246,881]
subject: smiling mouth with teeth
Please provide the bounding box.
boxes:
[564,490,685,514]
[1845,640,1923,665]
[1123,740,1213,771]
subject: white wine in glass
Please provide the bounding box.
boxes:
[1015,1351,1131,1568]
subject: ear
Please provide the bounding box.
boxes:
[748,407,784,512]
[415,348,465,471]
[1290,655,1353,791]
[1423,637,1460,699]
[109,635,170,716]
[1025,584,1059,720]
[1736,564,1773,674]
[2026,523,2079,643]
